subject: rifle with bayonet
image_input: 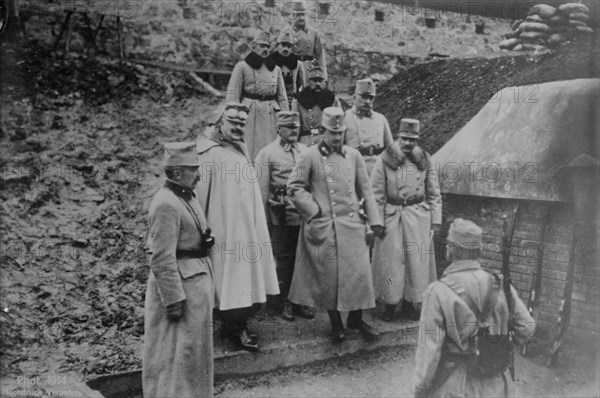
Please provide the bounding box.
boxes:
[501,202,520,380]
[547,229,577,366]
[521,203,551,356]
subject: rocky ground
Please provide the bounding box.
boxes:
[1,24,599,385]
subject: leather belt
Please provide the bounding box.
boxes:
[176,249,207,259]
[298,55,315,61]
[358,146,384,156]
[389,197,424,207]
[243,92,277,101]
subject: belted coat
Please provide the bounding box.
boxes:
[226,52,289,159]
[196,130,280,311]
[371,144,442,304]
[143,183,214,398]
[287,142,381,311]
[414,260,535,398]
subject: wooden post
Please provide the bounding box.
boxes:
[65,11,75,52]
[116,16,124,59]
[53,11,73,50]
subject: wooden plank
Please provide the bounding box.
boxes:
[127,58,232,77]
[189,72,223,97]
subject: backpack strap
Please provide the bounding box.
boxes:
[441,272,502,326]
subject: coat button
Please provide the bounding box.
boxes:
[330,190,335,194]
[332,202,336,206]
[349,212,354,217]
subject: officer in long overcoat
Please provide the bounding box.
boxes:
[342,78,394,175]
[373,119,441,320]
[287,107,385,342]
[196,103,280,352]
[414,219,535,398]
[226,31,289,159]
[267,31,307,110]
[143,142,214,398]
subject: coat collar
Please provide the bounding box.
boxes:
[199,127,250,160]
[164,179,195,201]
[268,51,300,71]
[381,142,430,171]
[277,136,299,152]
[296,87,336,110]
[442,260,482,277]
[351,105,372,119]
[245,51,276,71]
[318,140,345,157]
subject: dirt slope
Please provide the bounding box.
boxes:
[376,34,600,154]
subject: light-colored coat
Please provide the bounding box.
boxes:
[287,142,381,311]
[196,131,280,311]
[292,93,340,147]
[143,185,213,398]
[255,137,307,226]
[226,57,289,159]
[414,260,535,398]
[343,106,394,175]
[371,144,442,304]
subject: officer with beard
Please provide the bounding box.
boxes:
[293,66,338,146]
[268,31,307,109]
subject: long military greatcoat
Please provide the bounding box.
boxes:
[196,130,280,311]
[370,144,442,304]
[226,52,289,159]
[287,141,381,311]
[143,183,213,398]
[342,106,394,175]
[281,25,328,80]
[414,260,535,398]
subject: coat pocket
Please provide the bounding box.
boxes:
[384,203,398,216]
[177,259,207,280]
[271,101,281,112]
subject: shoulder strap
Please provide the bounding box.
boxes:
[441,272,501,325]
[176,196,206,234]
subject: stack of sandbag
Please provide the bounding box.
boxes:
[500,3,594,52]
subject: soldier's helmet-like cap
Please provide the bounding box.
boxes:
[223,102,249,123]
[277,31,293,44]
[292,1,307,14]
[321,107,347,132]
[355,78,376,95]
[277,111,300,127]
[398,118,420,139]
[308,66,326,80]
[164,142,200,167]
[447,218,482,249]
[253,30,271,45]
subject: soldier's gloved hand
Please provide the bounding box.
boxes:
[371,225,386,239]
[166,300,185,321]
[365,230,375,246]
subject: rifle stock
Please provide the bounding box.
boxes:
[501,202,520,380]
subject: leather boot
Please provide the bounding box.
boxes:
[281,300,295,322]
[292,304,315,319]
[327,310,346,342]
[232,330,259,352]
[347,310,380,341]
[382,304,396,322]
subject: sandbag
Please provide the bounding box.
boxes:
[520,21,551,33]
[521,43,549,52]
[558,3,589,14]
[520,31,549,42]
[500,38,520,50]
[525,14,545,23]
[548,15,568,26]
[547,33,568,45]
[513,44,524,51]
[576,26,594,34]
[504,31,519,39]
[511,19,524,31]
[569,12,589,22]
[530,4,556,19]
[569,19,587,27]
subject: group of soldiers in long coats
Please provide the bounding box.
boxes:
[141,2,535,396]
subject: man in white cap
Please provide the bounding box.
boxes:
[196,103,280,352]
[281,0,328,81]
[255,111,314,321]
[414,218,535,398]
[287,107,385,343]
[342,78,393,175]
[293,65,339,146]
[226,30,289,159]
[268,31,307,109]
[143,142,214,398]
[370,118,442,322]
